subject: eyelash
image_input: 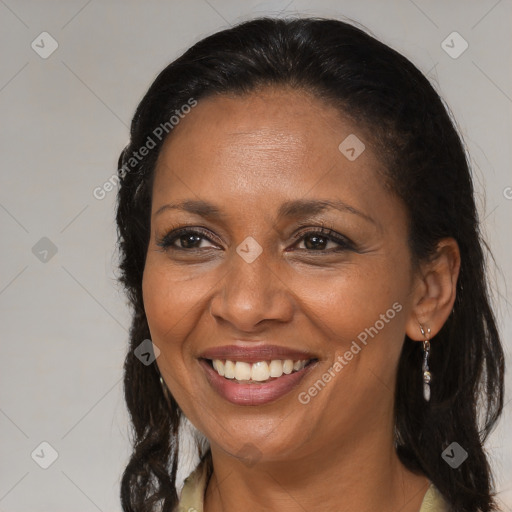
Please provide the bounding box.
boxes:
[155,223,354,253]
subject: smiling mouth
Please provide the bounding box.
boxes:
[203,358,318,384]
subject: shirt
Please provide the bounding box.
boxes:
[177,457,450,511]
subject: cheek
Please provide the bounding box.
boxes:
[305,263,407,331]
[142,258,207,335]
[141,262,191,377]
[299,258,411,379]
[141,262,202,411]
[142,265,174,334]
[141,257,220,386]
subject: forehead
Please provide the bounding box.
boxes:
[158,88,343,168]
[152,87,388,219]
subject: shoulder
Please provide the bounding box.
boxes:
[176,457,210,512]
[419,483,450,512]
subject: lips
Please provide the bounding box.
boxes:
[198,344,319,405]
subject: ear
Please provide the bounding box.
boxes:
[405,238,461,341]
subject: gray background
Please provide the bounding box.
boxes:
[0,0,511,510]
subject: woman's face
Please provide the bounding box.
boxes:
[143,87,420,464]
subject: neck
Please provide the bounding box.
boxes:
[204,425,429,512]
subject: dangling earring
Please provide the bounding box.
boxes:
[420,325,432,401]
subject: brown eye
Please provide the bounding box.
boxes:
[292,227,353,252]
[157,228,218,250]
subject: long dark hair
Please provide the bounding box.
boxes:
[116,17,505,512]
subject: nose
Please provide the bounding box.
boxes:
[209,246,294,332]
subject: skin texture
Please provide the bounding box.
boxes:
[142,86,460,512]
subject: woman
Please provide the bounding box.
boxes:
[116,17,505,512]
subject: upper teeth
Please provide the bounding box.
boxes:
[211,359,309,382]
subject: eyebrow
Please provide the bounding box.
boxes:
[276,199,375,224]
[155,200,227,219]
[154,198,375,225]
